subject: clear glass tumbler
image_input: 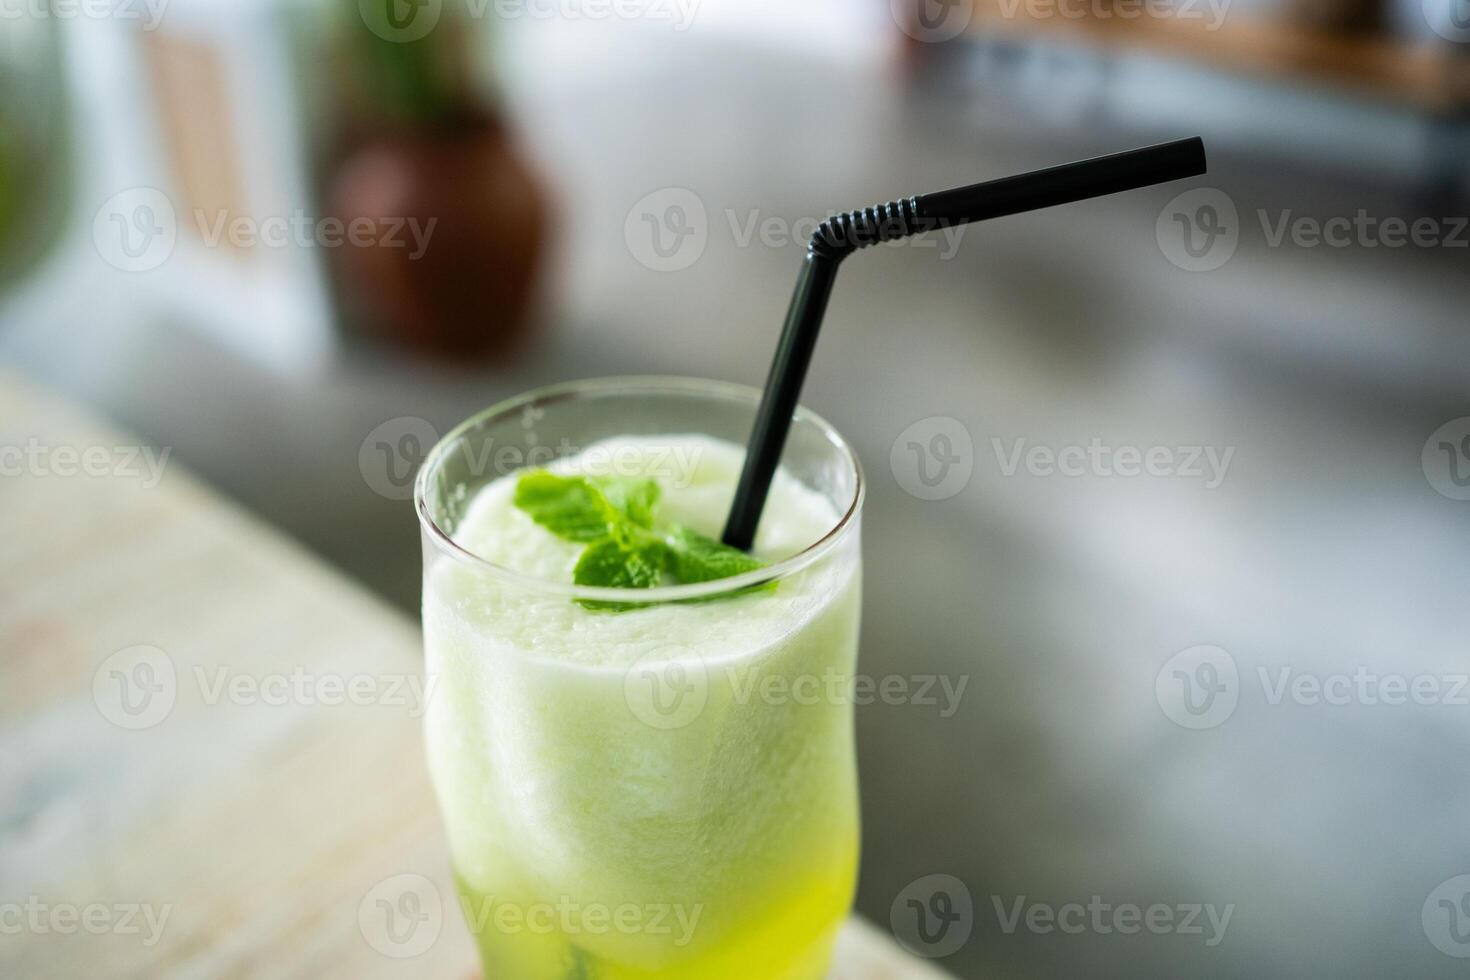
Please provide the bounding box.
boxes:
[414,377,864,979]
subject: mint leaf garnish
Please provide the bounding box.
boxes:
[666,525,766,583]
[574,536,665,588]
[572,536,667,610]
[589,475,660,529]
[513,468,768,609]
[514,470,621,542]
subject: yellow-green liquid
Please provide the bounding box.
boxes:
[456,835,856,978]
[423,436,862,978]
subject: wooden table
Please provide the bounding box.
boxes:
[0,374,947,979]
[944,0,1470,113]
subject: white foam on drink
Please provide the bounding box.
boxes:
[437,434,851,670]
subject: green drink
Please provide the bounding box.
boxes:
[415,379,864,979]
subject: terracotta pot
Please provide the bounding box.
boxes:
[1287,0,1383,33]
[327,114,553,362]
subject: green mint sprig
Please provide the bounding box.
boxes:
[513,470,768,610]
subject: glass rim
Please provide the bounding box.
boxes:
[413,375,865,603]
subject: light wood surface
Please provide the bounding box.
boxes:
[0,373,948,979]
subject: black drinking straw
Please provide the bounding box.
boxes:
[722,137,1208,551]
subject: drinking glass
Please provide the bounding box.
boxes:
[415,377,864,979]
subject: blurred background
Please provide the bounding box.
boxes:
[3,0,1470,976]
